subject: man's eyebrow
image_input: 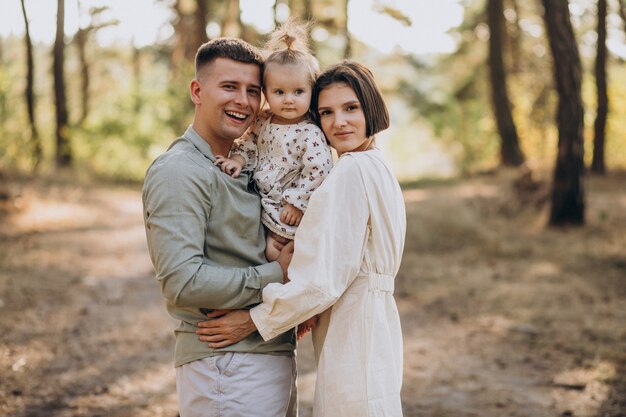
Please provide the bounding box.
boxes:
[219,80,261,90]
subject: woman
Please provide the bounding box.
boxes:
[197,61,406,417]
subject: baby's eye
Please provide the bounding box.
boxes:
[295,89,305,95]
[274,90,284,95]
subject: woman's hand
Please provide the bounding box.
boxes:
[196,309,256,348]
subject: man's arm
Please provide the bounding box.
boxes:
[143,157,284,310]
[195,242,294,347]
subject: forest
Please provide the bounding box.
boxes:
[0,0,625,416]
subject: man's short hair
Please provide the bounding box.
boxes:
[195,38,264,78]
[311,61,390,137]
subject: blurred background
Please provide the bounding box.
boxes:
[1,0,624,183]
[1,1,626,416]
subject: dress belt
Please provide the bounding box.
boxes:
[359,272,395,293]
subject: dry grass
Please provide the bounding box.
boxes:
[0,170,625,417]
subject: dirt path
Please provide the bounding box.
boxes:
[1,172,624,417]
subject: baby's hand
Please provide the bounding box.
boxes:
[280,203,303,226]
[214,155,243,177]
[297,315,319,340]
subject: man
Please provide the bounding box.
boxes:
[142,38,296,417]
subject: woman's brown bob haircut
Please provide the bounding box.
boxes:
[310,61,390,137]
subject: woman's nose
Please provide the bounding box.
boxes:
[335,115,347,127]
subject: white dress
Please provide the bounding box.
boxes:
[250,148,406,417]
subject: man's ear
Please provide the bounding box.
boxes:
[190,79,201,105]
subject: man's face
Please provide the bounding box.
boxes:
[192,57,262,143]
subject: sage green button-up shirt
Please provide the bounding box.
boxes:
[143,126,295,367]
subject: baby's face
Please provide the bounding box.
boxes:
[264,63,312,124]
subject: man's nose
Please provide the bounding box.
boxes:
[234,88,250,107]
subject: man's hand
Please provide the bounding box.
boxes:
[196,309,256,348]
[214,155,244,177]
[276,241,294,283]
[280,203,303,226]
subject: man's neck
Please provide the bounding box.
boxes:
[191,121,233,157]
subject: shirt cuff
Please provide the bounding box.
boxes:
[250,302,278,341]
[256,261,284,289]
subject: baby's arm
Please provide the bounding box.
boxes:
[280,203,303,226]
[215,154,245,177]
[282,126,333,215]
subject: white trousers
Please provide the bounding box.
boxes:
[176,352,297,417]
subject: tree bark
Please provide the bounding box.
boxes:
[75,27,90,124]
[618,0,626,38]
[504,0,522,73]
[591,0,608,174]
[193,0,208,47]
[222,0,241,39]
[487,0,525,166]
[20,0,42,168]
[303,0,312,21]
[343,0,351,58]
[542,0,585,226]
[54,0,71,167]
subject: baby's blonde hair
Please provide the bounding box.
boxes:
[263,19,320,86]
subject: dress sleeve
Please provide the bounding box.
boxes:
[250,154,369,340]
[282,125,333,212]
[230,115,265,171]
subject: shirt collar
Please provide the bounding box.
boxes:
[183,125,217,162]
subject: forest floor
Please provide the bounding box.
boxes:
[0,168,625,417]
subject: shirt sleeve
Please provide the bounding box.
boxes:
[282,125,334,212]
[230,115,265,171]
[250,155,369,340]
[143,156,283,310]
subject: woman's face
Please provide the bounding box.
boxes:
[317,82,372,155]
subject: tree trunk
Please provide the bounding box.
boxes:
[303,0,312,21]
[619,0,626,38]
[193,0,208,47]
[591,0,608,174]
[542,0,585,226]
[343,0,351,59]
[504,0,522,73]
[20,0,42,169]
[54,0,71,167]
[75,28,90,124]
[487,0,525,166]
[222,0,241,38]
